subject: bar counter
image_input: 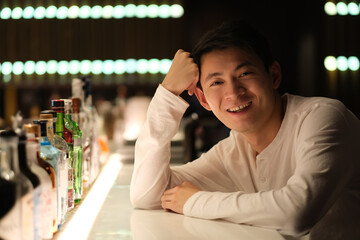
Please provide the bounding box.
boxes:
[53,153,299,240]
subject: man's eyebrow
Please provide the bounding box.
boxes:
[234,61,253,71]
[205,72,222,82]
[204,62,254,82]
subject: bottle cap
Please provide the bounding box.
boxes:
[39,114,53,120]
[71,97,81,113]
[40,110,56,118]
[52,99,65,112]
[62,99,72,112]
[52,99,64,107]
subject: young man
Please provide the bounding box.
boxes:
[130,22,360,239]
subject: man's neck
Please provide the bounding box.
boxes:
[243,94,286,155]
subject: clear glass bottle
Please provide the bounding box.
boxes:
[40,112,68,223]
[23,123,54,239]
[33,120,59,234]
[18,132,42,240]
[0,130,22,240]
[84,77,100,185]
[63,99,83,204]
[0,130,34,240]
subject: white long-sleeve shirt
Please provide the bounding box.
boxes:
[130,85,360,239]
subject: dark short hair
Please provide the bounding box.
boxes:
[191,21,274,87]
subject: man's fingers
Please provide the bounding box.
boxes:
[163,186,179,195]
[187,79,199,96]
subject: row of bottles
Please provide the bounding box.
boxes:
[0,76,101,240]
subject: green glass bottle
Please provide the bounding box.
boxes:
[63,99,83,204]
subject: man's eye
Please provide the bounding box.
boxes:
[210,81,222,86]
[239,72,251,77]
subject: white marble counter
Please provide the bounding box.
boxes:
[85,162,288,240]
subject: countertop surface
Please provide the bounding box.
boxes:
[86,162,288,240]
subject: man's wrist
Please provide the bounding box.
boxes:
[161,82,181,96]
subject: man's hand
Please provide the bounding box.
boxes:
[161,182,201,214]
[161,49,199,96]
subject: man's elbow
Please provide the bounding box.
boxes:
[130,190,162,210]
[280,212,315,237]
[281,221,311,238]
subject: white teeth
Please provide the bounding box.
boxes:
[228,102,251,112]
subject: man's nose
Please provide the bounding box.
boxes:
[225,79,246,99]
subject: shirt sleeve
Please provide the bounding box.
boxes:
[130,85,236,209]
[130,84,188,209]
[183,101,359,237]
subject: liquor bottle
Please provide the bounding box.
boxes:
[71,97,84,200]
[18,132,42,240]
[0,130,34,240]
[63,99,83,204]
[73,77,99,188]
[51,99,75,210]
[33,120,59,234]
[40,112,68,223]
[23,123,54,239]
[72,78,90,188]
[0,130,22,240]
[83,76,100,185]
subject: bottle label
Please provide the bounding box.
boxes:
[82,144,91,187]
[41,181,54,239]
[68,168,75,209]
[46,121,54,141]
[22,192,34,240]
[58,152,68,223]
[74,138,81,147]
[0,201,22,240]
[33,186,42,240]
[51,187,57,234]
[73,146,83,199]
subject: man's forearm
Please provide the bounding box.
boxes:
[130,85,189,209]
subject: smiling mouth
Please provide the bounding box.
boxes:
[227,102,252,113]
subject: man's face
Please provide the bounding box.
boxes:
[196,47,281,135]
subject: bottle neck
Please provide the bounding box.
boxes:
[65,112,73,119]
[1,137,20,175]
[46,120,55,142]
[18,140,30,171]
[72,112,80,126]
[85,95,92,108]
[25,139,40,166]
[64,104,72,117]
[54,112,65,138]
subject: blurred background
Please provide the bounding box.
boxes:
[0,0,359,162]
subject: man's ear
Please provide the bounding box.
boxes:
[270,61,282,90]
[194,87,211,111]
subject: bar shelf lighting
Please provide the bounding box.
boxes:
[0,59,172,82]
[0,4,184,19]
[324,2,360,15]
[324,56,360,71]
